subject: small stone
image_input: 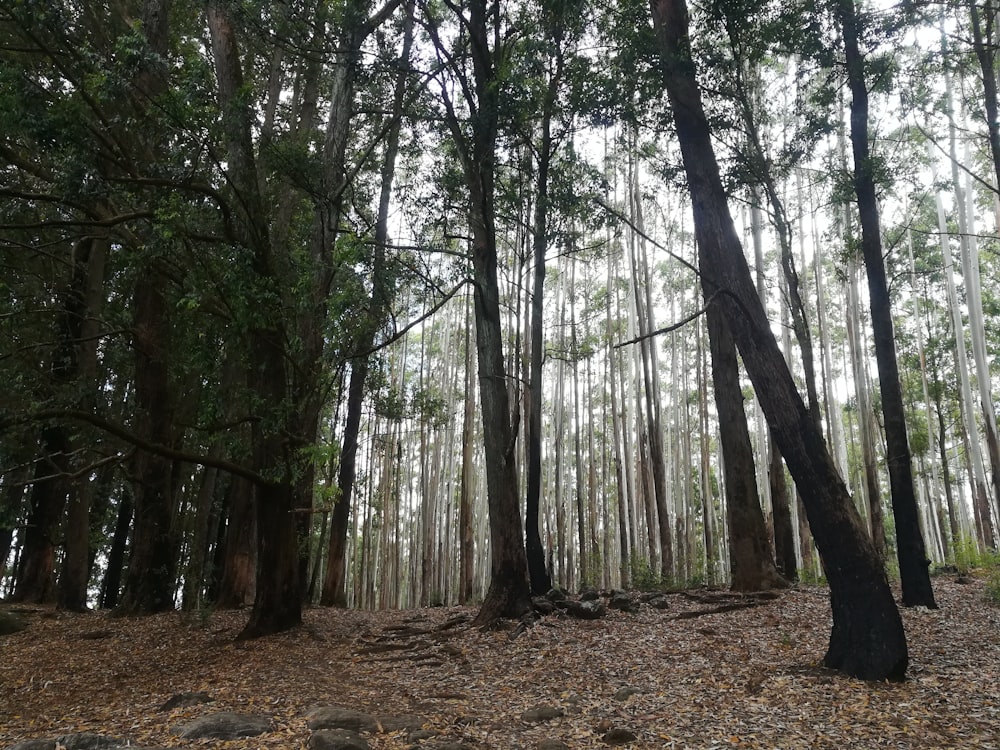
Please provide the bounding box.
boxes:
[159,691,214,711]
[613,687,642,701]
[521,705,564,723]
[408,729,438,742]
[602,727,637,745]
[305,707,378,732]
[309,729,370,750]
[0,611,27,635]
[58,733,129,750]
[537,741,570,750]
[579,586,600,601]
[545,587,567,601]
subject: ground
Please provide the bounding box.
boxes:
[1,575,998,749]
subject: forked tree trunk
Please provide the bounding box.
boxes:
[651,0,907,680]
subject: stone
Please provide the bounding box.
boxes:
[578,586,600,601]
[537,741,570,750]
[520,705,564,723]
[531,597,556,615]
[602,728,637,745]
[171,711,271,740]
[544,588,567,602]
[608,593,635,612]
[408,729,438,742]
[159,691,214,711]
[0,611,27,636]
[305,706,423,734]
[645,595,671,610]
[7,735,135,750]
[613,687,642,701]
[305,707,378,733]
[309,729,370,750]
[564,599,606,620]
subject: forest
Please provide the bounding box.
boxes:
[2,0,1000,689]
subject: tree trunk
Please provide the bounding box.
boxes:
[651,0,908,679]
[839,0,935,608]
[706,303,786,591]
[116,272,178,615]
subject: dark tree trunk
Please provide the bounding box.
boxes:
[970,0,1000,195]
[321,2,412,605]
[768,442,798,581]
[215,476,256,608]
[59,237,107,612]
[525,114,554,596]
[706,304,787,591]
[13,426,70,604]
[838,0,935,608]
[651,0,907,680]
[116,274,178,615]
[459,301,477,604]
[430,0,531,625]
[99,489,133,609]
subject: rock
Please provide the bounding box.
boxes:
[306,707,378,733]
[579,586,600,601]
[531,597,556,615]
[564,599,606,619]
[537,741,570,750]
[159,691,214,711]
[305,706,423,733]
[520,705,564,723]
[608,593,635,612]
[0,611,27,635]
[613,687,642,701]
[7,734,135,750]
[645,594,671,610]
[602,728,637,745]
[408,729,438,742]
[309,729,370,750]
[171,711,271,740]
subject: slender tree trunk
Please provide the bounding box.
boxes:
[651,0,908,679]
[706,302,786,591]
[99,488,133,610]
[839,0,935,608]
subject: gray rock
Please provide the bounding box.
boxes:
[171,711,271,740]
[309,729,370,750]
[645,594,671,610]
[579,586,600,601]
[306,707,378,733]
[521,705,564,723]
[408,729,438,742]
[545,588,567,602]
[7,735,133,750]
[159,691,214,711]
[305,706,423,733]
[531,597,556,615]
[537,741,571,750]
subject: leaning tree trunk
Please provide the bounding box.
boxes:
[839,0,935,608]
[651,0,907,680]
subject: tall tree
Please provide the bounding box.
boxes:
[427,0,532,624]
[651,0,908,680]
[837,0,936,608]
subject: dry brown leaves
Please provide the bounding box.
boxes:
[2,576,998,749]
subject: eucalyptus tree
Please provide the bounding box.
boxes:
[423,0,532,624]
[836,0,936,607]
[651,0,908,680]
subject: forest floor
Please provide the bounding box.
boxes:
[1,574,998,749]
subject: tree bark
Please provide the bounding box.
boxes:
[705,303,787,591]
[651,0,908,679]
[838,0,935,608]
